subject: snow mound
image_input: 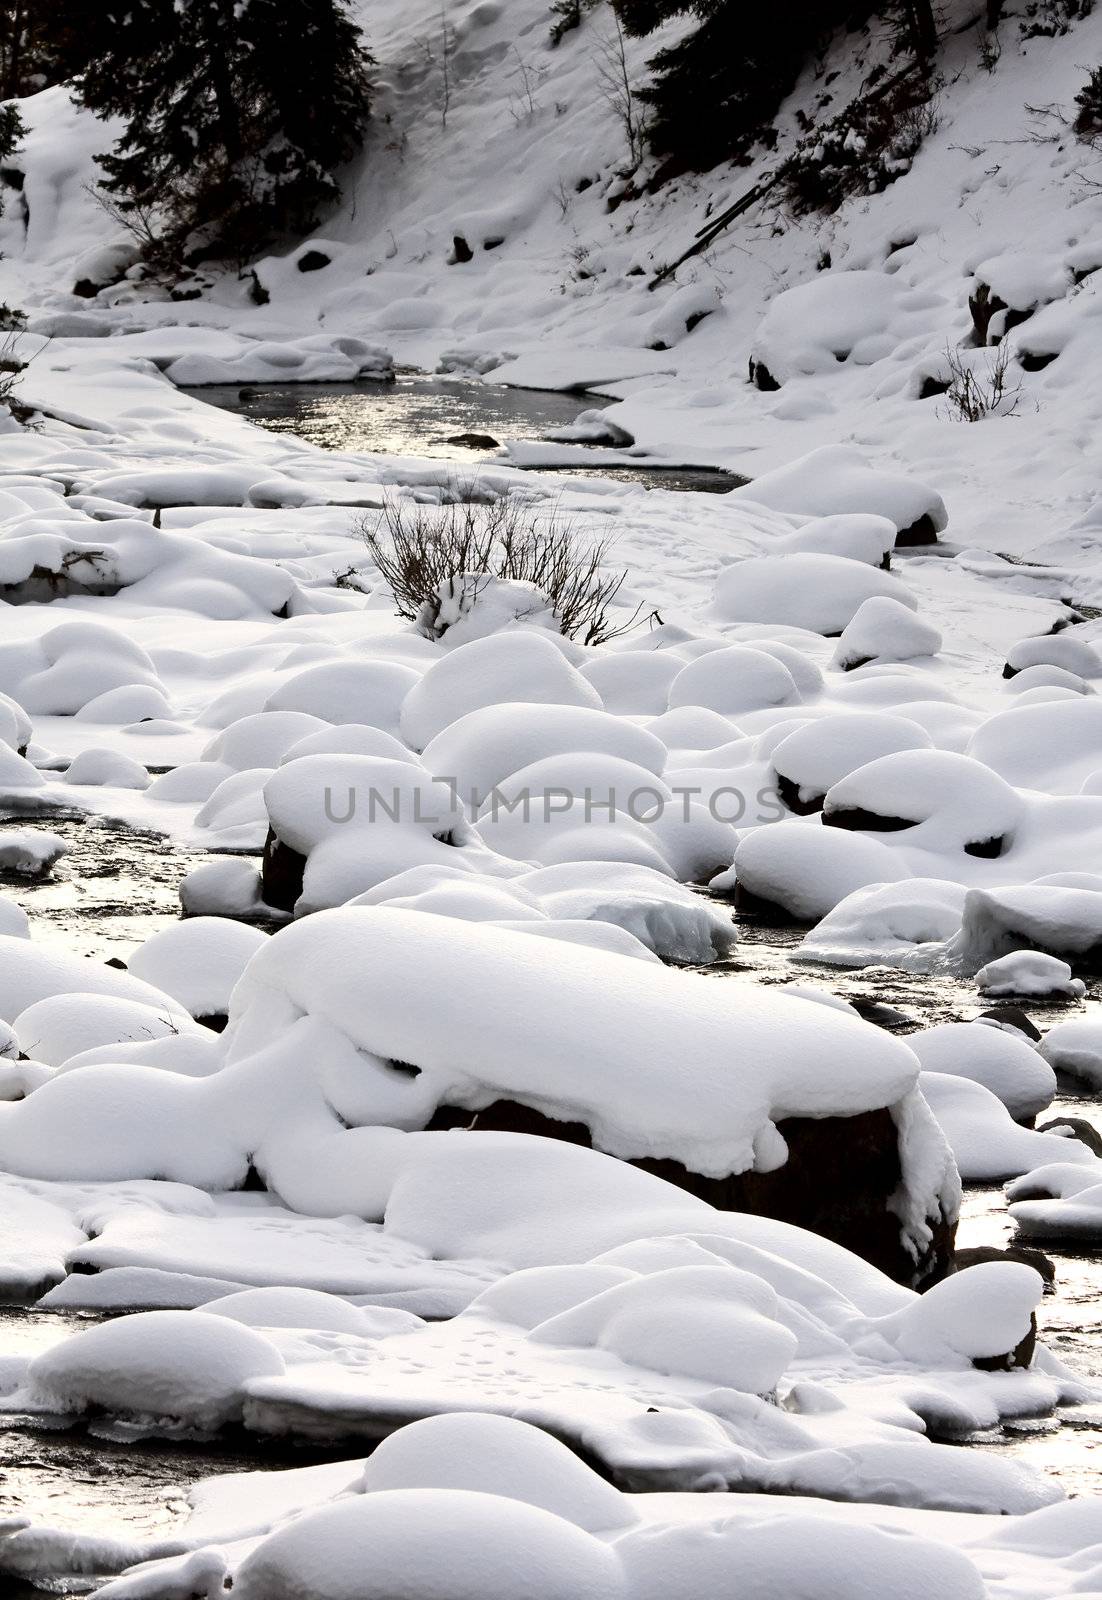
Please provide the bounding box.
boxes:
[834,597,942,671]
[232,1489,625,1600]
[774,512,897,567]
[732,446,948,541]
[770,713,932,810]
[733,820,909,922]
[798,879,968,969]
[714,554,917,635]
[976,950,1085,1001]
[750,270,917,385]
[919,1073,1095,1182]
[1040,1018,1102,1088]
[422,702,666,811]
[822,750,1023,856]
[667,643,802,715]
[528,1262,798,1393]
[265,661,419,735]
[23,1309,284,1430]
[400,632,601,750]
[127,919,268,1020]
[906,1021,1055,1122]
[361,1412,634,1531]
[952,884,1102,969]
[14,993,200,1068]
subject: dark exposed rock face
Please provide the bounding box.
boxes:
[427,1097,954,1290]
[261,828,305,914]
[774,770,824,816]
[977,1005,1042,1042]
[823,804,915,833]
[1037,1116,1102,1158]
[449,235,474,264]
[732,880,809,926]
[954,1242,1055,1290]
[443,432,501,449]
[748,357,781,391]
[823,805,1006,859]
[894,513,940,547]
[297,250,331,272]
[972,1311,1038,1372]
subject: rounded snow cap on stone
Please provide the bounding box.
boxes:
[422,701,666,809]
[834,596,942,671]
[28,1309,284,1430]
[775,512,897,567]
[667,645,801,716]
[13,621,162,715]
[714,553,918,635]
[906,1020,1055,1122]
[750,270,904,384]
[976,950,1085,1001]
[266,660,420,735]
[1040,1018,1102,1088]
[1005,632,1101,680]
[528,1262,797,1393]
[618,1509,986,1600]
[401,632,602,750]
[362,1413,635,1531]
[232,1488,626,1600]
[771,712,932,811]
[732,445,948,539]
[279,723,413,766]
[13,992,197,1068]
[73,683,174,724]
[734,820,910,923]
[202,710,331,772]
[968,698,1102,793]
[206,1286,414,1336]
[579,650,682,715]
[822,749,1023,855]
[64,747,150,789]
[127,917,269,1019]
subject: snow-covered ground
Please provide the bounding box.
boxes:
[5,2,1102,1596]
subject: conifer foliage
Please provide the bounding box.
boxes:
[55,0,373,268]
[611,2,939,176]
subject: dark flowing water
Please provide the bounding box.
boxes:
[184,375,741,493]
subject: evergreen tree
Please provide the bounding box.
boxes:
[54,0,373,267]
[612,2,945,176]
[613,0,867,174]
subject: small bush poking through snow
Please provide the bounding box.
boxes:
[360,496,642,645]
[938,343,1023,422]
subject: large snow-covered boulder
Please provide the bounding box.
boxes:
[714,553,918,635]
[732,446,948,544]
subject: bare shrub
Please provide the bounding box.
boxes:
[938,342,1023,421]
[359,495,645,644]
[595,15,645,168]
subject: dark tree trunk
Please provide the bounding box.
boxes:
[902,0,938,62]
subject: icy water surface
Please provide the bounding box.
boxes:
[187,375,742,492]
[0,814,237,960]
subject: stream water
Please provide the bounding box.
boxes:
[184,375,742,493]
